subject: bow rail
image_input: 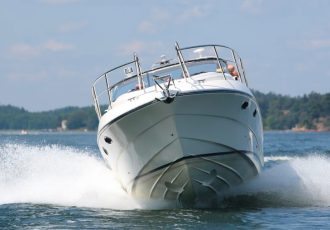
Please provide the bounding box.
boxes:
[92,43,248,119]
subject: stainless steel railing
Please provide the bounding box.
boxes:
[92,42,248,119]
[175,43,248,85]
[92,54,143,119]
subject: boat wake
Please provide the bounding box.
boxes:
[222,154,330,208]
[0,143,329,209]
[0,143,138,210]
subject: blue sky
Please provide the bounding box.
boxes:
[1,0,329,111]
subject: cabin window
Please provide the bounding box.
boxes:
[104,136,112,144]
[241,101,249,109]
[102,147,109,155]
[253,109,257,117]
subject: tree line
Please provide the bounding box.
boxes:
[0,105,98,131]
[0,91,329,131]
[253,91,330,131]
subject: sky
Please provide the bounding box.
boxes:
[1,0,330,111]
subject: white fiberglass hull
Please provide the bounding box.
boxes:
[97,89,263,208]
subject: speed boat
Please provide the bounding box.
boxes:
[92,43,264,208]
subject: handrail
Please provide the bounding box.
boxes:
[239,57,248,86]
[175,42,190,79]
[134,53,144,91]
[92,86,101,118]
[92,58,142,119]
[175,44,247,85]
[92,42,248,120]
[213,46,226,80]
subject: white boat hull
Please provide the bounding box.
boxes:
[98,89,263,208]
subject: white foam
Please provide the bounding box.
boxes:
[0,143,138,209]
[226,154,330,206]
[291,155,330,205]
[264,155,293,162]
[1,143,329,209]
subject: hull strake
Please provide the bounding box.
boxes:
[130,150,259,208]
[133,150,259,182]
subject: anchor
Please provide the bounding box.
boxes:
[154,76,178,104]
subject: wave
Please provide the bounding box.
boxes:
[0,143,138,210]
[1,143,329,209]
[264,155,294,162]
[223,154,330,208]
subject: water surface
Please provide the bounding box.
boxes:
[0,131,329,229]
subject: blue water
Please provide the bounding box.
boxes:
[0,131,329,229]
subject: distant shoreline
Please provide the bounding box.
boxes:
[0,129,329,135]
[1,91,329,131]
[0,129,96,135]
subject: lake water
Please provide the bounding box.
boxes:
[0,131,329,229]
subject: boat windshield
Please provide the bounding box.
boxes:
[109,58,228,102]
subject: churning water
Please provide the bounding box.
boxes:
[0,131,329,229]
[0,143,137,210]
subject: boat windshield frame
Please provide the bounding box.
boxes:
[92,43,248,119]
